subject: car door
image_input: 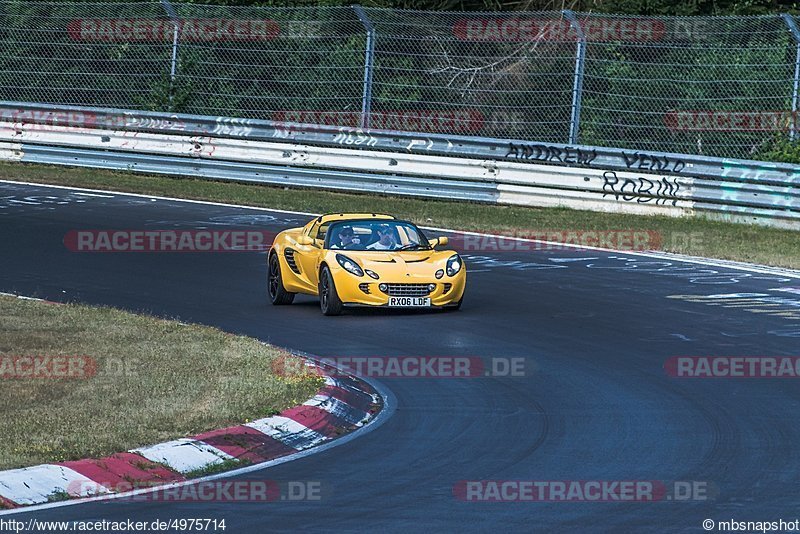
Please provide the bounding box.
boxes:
[292,222,325,291]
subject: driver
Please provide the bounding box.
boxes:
[331,225,361,250]
[367,225,398,250]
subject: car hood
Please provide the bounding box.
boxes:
[336,250,456,275]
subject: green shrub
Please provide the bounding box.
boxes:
[753,134,800,164]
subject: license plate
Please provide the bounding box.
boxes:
[388,296,431,307]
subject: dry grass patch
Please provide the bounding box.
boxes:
[0,295,323,470]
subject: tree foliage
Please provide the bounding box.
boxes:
[29,0,800,15]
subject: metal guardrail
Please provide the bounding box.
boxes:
[3,101,798,184]
[0,101,798,230]
[15,144,497,203]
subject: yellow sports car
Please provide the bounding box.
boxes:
[267,213,466,315]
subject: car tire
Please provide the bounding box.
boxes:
[267,252,295,305]
[319,265,343,316]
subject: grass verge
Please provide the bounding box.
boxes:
[0,295,324,470]
[1,161,798,269]
[182,458,251,479]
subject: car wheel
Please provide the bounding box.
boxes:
[267,252,295,305]
[319,265,343,316]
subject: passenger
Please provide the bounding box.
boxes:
[367,225,398,250]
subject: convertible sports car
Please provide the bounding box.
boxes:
[267,213,466,315]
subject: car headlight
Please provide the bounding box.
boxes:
[365,269,380,280]
[336,254,364,277]
[446,255,462,277]
[435,269,444,279]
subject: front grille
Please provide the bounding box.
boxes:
[358,283,371,294]
[443,283,452,294]
[381,283,431,297]
[284,248,301,274]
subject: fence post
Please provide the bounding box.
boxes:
[782,14,800,141]
[160,0,180,110]
[353,5,375,129]
[563,10,586,146]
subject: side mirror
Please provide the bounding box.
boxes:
[429,236,449,248]
[296,235,314,246]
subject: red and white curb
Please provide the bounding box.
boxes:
[0,359,381,510]
[0,465,110,506]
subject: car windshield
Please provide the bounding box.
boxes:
[325,220,430,251]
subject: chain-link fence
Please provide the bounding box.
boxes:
[1,1,799,160]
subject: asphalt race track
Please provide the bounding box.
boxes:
[2,180,800,532]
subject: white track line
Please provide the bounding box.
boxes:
[0,292,47,302]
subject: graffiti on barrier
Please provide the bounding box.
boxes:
[505,143,597,165]
[601,171,681,205]
[621,152,686,173]
[333,128,378,147]
[211,117,253,137]
[718,182,798,211]
[406,138,434,151]
[125,115,185,132]
[720,161,800,183]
